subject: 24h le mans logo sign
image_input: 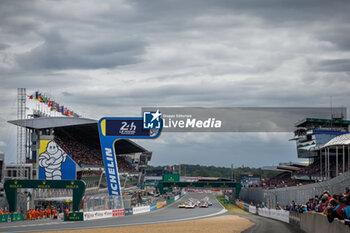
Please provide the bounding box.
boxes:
[98,112,163,196]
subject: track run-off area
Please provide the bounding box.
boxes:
[0,193,299,233]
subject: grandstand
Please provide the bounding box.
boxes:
[8,116,154,210]
[242,117,350,212]
[249,117,350,190]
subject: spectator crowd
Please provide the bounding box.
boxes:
[54,134,136,173]
[285,187,350,225]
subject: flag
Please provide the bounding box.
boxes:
[42,95,47,104]
[48,98,52,107]
[38,93,43,103]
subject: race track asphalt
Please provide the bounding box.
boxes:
[0,192,301,233]
[0,192,225,233]
[240,214,302,233]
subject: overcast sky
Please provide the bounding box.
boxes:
[1,0,350,167]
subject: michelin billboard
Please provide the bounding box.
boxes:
[38,140,77,180]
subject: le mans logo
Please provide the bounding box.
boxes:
[143,110,162,129]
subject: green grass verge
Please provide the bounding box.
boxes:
[216,197,249,214]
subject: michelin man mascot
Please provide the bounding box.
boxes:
[38,140,67,180]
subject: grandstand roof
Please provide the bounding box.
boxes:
[279,161,310,167]
[276,166,301,172]
[322,133,350,148]
[8,117,97,129]
[261,166,298,173]
[8,117,150,154]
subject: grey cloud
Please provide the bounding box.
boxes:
[16,31,147,70]
[317,59,350,72]
[61,91,74,96]
[0,44,10,50]
[1,0,350,167]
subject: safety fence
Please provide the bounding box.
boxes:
[239,171,350,208]
[234,198,350,233]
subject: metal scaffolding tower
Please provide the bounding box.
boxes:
[17,88,26,179]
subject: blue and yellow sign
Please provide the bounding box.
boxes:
[38,140,77,180]
[98,114,163,196]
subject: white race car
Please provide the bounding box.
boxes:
[185,202,196,208]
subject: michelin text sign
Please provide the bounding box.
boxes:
[98,114,163,196]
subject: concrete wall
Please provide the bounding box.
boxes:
[300,212,350,233]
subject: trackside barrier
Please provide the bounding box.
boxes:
[112,209,125,217]
[235,200,289,223]
[0,213,24,223]
[243,203,250,212]
[65,212,84,221]
[249,206,257,214]
[133,206,150,215]
[166,197,175,205]
[300,212,350,233]
[124,208,133,216]
[83,209,125,221]
[236,200,245,209]
[235,198,349,232]
[157,202,164,209]
[257,208,289,223]
[150,203,157,211]
[0,214,8,223]
[289,211,301,227]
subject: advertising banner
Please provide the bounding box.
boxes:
[157,202,163,209]
[257,208,289,223]
[64,212,84,221]
[124,208,133,216]
[150,203,157,211]
[249,206,257,214]
[0,214,8,222]
[38,140,77,180]
[84,209,125,221]
[133,206,151,215]
[163,174,179,182]
[166,197,175,205]
[83,210,112,220]
[112,209,125,217]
